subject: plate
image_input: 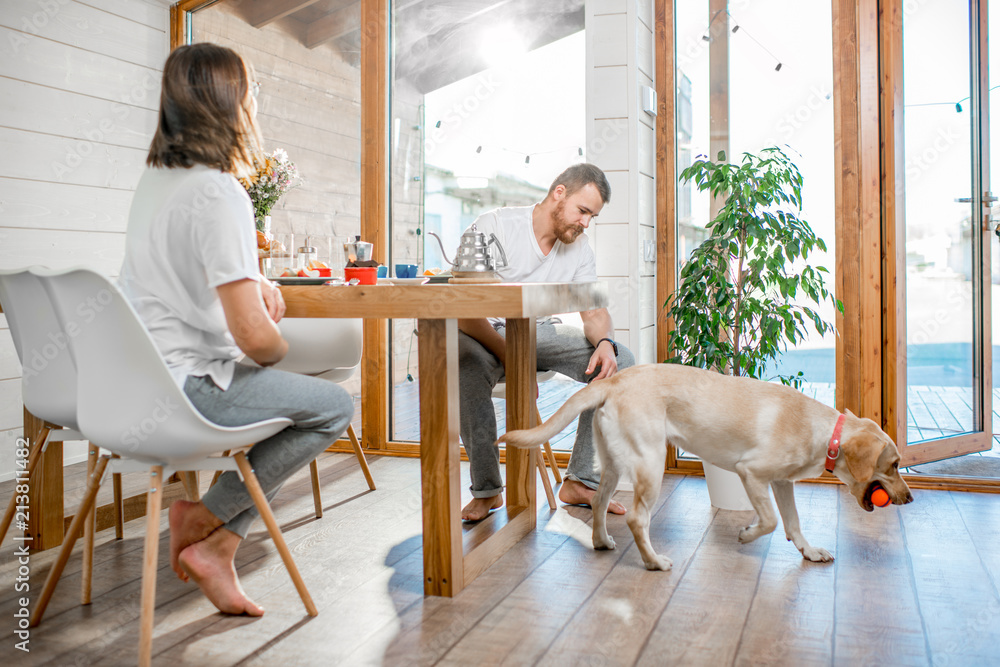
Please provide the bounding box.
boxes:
[386,277,429,285]
[272,276,338,285]
[425,274,452,284]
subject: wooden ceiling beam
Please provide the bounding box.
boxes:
[246,0,324,28]
[305,1,361,48]
[304,0,464,50]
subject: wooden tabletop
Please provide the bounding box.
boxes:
[279,281,609,319]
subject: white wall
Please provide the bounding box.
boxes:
[0,0,171,481]
[586,0,657,364]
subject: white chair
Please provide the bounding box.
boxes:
[0,269,125,605]
[492,370,562,510]
[27,267,316,667]
[271,317,375,519]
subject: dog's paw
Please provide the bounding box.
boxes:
[738,526,762,544]
[593,534,616,551]
[642,554,673,571]
[801,546,834,563]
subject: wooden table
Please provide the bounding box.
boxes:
[280,281,608,596]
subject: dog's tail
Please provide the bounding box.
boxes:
[499,378,611,449]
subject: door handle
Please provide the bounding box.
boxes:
[956,193,999,204]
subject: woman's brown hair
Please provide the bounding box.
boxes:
[147,43,263,176]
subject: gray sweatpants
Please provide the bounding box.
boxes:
[184,363,354,538]
[459,321,635,498]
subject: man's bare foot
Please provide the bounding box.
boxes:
[559,479,626,515]
[462,494,504,522]
[178,528,264,617]
[169,500,223,582]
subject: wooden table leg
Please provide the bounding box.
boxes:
[504,318,537,522]
[25,407,64,551]
[417,318,463,596]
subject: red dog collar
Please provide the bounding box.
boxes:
[825,414,845,472]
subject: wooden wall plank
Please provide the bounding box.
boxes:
[0,228,125,278]
[0,379,22,429]
[77,0,170,31]
[0,127,147,192]
[0,177,132,233]
[0,79,158,151]
[0,332,19,381]
[0,1,166,69]
[0,26,162,110]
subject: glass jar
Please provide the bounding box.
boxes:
[297,237,317,270]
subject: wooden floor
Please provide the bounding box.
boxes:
[2,455,999,666]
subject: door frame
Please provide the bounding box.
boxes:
[892,0,994,466]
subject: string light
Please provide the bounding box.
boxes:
[472,143,585,164]
[701,10,782,72]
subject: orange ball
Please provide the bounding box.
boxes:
[871,486,890,507]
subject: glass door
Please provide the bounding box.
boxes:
[901,0,994,468]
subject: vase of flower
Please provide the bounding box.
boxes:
[240,148,301,233]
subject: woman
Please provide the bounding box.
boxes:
[118,43,353,616]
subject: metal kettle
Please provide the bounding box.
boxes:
[427,224,508,276]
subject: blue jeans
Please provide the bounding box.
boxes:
[458,322,635,498]
[184,363,353,538]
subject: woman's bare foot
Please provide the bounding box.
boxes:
[461,494,504,521]
[169,500,223,582]
[558,479,627,514]
[178,528,264,616]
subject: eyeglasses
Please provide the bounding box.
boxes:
[250,80,260,99]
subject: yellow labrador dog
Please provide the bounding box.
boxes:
[500,364,912,570]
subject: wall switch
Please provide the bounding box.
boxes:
[643,239,656,262]
[641,85,657,116]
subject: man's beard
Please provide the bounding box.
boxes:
[553,200,583,244]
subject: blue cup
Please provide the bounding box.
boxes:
[377,265,388,278]
[395,263,418,278]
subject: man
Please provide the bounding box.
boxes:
[458,163,635,521]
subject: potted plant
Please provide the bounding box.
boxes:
[664,146,841,509]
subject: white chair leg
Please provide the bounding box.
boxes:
[82,446,98,604]
[534,406,562,483]
[309,459,323,519]
[234,452,318,616]
[138,466,165,667]
[30,454,109,628]
[180,471,200,501]
[347,423,376,490]
[537,448,557,510]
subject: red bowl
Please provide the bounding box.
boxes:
[344,266,377,285]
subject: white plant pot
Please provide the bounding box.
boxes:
[703,462,754,511]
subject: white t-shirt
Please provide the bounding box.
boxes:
[467,205,597,326]
[118,165,261,390]
[468,205,597,283]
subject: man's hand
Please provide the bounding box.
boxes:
[260,279,286,323]
[586,340,618,380]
